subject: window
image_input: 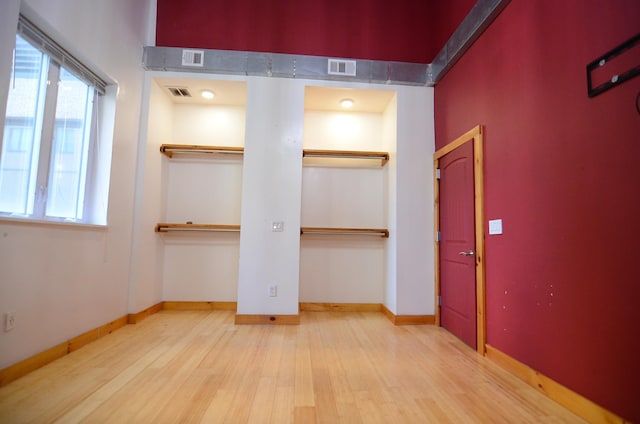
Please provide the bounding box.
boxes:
[0,17,108,224]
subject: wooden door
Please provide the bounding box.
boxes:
[438,140,477,349]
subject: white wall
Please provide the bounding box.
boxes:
[395,86,435,315]
[384,96,399,312]
[128,78,170,312]
[0,0,155,369]
[236,77,304,315]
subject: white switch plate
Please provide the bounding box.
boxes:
[268,285,278,297]
[489,219,503,235]
[4,311,15,332]
[272,221,284,232]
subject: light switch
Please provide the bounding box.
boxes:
[272,221,284,232]
[489,219,503,235]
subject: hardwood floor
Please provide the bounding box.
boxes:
[0,311,584,423]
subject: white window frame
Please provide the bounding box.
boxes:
[0,15,109,226]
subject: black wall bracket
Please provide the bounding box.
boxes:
[587,33,640,98]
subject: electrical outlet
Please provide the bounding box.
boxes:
[268,285,278,297]
[4,311,16,332]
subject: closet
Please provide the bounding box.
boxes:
[299,86,396,305]
[149,77,246,302]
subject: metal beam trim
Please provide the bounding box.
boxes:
[428,0,511,84]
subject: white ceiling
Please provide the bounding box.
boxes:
[153,77,247,106]
[153,77,396,113]
[304,86,396,113]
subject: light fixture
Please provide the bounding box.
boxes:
[200,89,215,99]
[340,98,354,108]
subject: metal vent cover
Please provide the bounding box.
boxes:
[327,59,357,76]
[167,87,192,97]
[182,49,204,67]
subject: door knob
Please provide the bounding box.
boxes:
[458,250,475,256]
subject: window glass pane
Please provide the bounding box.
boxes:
[0,35,48,215]
[46,67,93,219]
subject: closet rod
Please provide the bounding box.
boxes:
[300,227,389,238]
[160,144,244,158]
[155,223,241,233]
[302,149,389,166]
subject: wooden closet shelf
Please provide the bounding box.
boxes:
[302,149,389,166]
[155,223,241,233]
[300,227,389,238]
[160,144,244,158]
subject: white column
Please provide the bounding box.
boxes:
[237,77,304,316]
[395,86,435,315]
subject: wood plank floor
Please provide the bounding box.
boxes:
[0,311,585,423]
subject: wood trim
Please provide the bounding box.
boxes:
[394,315,436,325]
[433,126,482,160]
[160,144,244,158]
[381,305,436,325]
[433,161,441,328]
[0,314,129,387]
[300,302,382,312]
[127,302,163,324]
[486,345,628,424]
[69,316,128,352]
[473,127,487,355]
[155,223,241,233]
[0,342,68,387]
[163,301,237,311]
[433,125,486,354]
[0,302,164,387]
[234,314,300,325]
[300,227,389,238]
[302,149,389,166]
[381,304,395,323]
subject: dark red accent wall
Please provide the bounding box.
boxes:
[435,1,640,421]
[427,0,476,61]
[155,0,474,63]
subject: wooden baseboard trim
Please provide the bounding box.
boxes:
[300,302,382,312]
[0,301,164,387]
[234,314,300,325]
[0,342,68,387]
[381,304,435,325]
[127,302,163,324]
[0,313,130,387]
[69,315,128,352]
[163,301,237,311]
[485,344,627,424]
[394,314,436,325]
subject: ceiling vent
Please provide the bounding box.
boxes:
[328,59,357,76]
[182,49,204,67]
[167,87,192,97]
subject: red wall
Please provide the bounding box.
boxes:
[155,0,474,63]
[435,1,640,421]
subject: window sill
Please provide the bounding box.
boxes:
[0,215,107,230]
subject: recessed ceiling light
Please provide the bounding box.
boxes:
[340,98,354,108]
[201,89,215,99]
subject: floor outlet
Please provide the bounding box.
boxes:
[4,311,16,332]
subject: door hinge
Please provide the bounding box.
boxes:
[436,168,441,179]
[438,296,442,306]
[436,231,441,242]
